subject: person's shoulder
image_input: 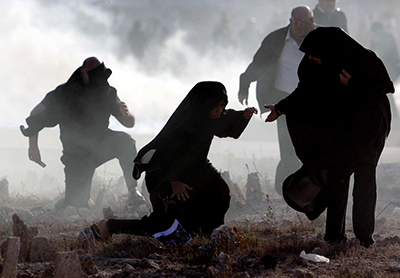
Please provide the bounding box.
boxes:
[108,85,117,94]
[261,26,288,43]
[334,7,347,18]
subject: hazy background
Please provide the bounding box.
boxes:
[1,0,400,199]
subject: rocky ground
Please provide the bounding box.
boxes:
[1,163,400,278]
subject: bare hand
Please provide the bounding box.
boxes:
[171,181,193,201]
[116,100,130,117]
[243,107,258,119]
[339,69,351,86]
[238,94,248,105]
[29,146,41,164]
[264,105,280,122]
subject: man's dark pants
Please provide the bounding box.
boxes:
[61,130,137,208]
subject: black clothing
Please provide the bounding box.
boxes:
[239,26,289,114]
[313,5,348,32]
[238,25,301,194]
[24,64,137,208]
[276,27,394,246]
[109,82,251,236]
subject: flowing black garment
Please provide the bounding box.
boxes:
[275,28,393,246]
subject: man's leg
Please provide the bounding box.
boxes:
[352,163,377,247]
[61,151,96,208]
[96,130,145,205]
[324,165,352,243]
[275,115,301,195]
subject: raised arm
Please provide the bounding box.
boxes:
[115,99,135,128]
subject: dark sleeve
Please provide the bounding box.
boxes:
[214,109,251,139]
[40,85,64,107]
[274,82,308,115]
[239,33,275,97]
[110,87,123,117]
[347,54,394,97]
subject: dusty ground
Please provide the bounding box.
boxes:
[2,127,400,277]
[2,176,400,278]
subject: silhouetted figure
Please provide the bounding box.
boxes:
[238,6,316,195]
[22,57,145,209]
[91,81,258,240]
[313,0,348,32]
[266,27,394,247]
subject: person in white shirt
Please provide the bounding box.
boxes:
[238,6,316,195]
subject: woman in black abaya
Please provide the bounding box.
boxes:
[94,81,257,240]
[266,27,394,247]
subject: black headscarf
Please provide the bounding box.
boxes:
[299,27,394,94]
[133,81,228,179]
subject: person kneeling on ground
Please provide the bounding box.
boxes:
[92,81,258,242]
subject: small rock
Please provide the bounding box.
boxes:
[103,206,114,219]
[0,237,20,278]
[29,236,54,263]
[139,258,160,269]
[53,251,84,278]
[12,213,38,262]
[79,254,98,275]
[148,253,169,263]
[78,227,95,251]
[199,225,240,258]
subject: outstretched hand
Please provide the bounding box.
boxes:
[243,107,258,119]
[238,94,248,105]
[171,181,193,201]
[264,105,280,122]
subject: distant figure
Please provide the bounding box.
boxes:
[266,27,394,247]
[370,21,400,120]
[313,0,348,32]
[238,6,316,195]
[127,20,148,61]
[91,81,258,240]
[22,57,145,209]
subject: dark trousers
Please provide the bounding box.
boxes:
[275,115,301,195]
[61,130,137,208]
[107,166,231,236]
[324,160,379,247]
[324,108,387,247]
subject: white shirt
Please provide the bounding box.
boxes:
[273,28,305,94]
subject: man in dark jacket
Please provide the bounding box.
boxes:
[25,57,145,209]
[238,6,315,194]
[313,0,348,32]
